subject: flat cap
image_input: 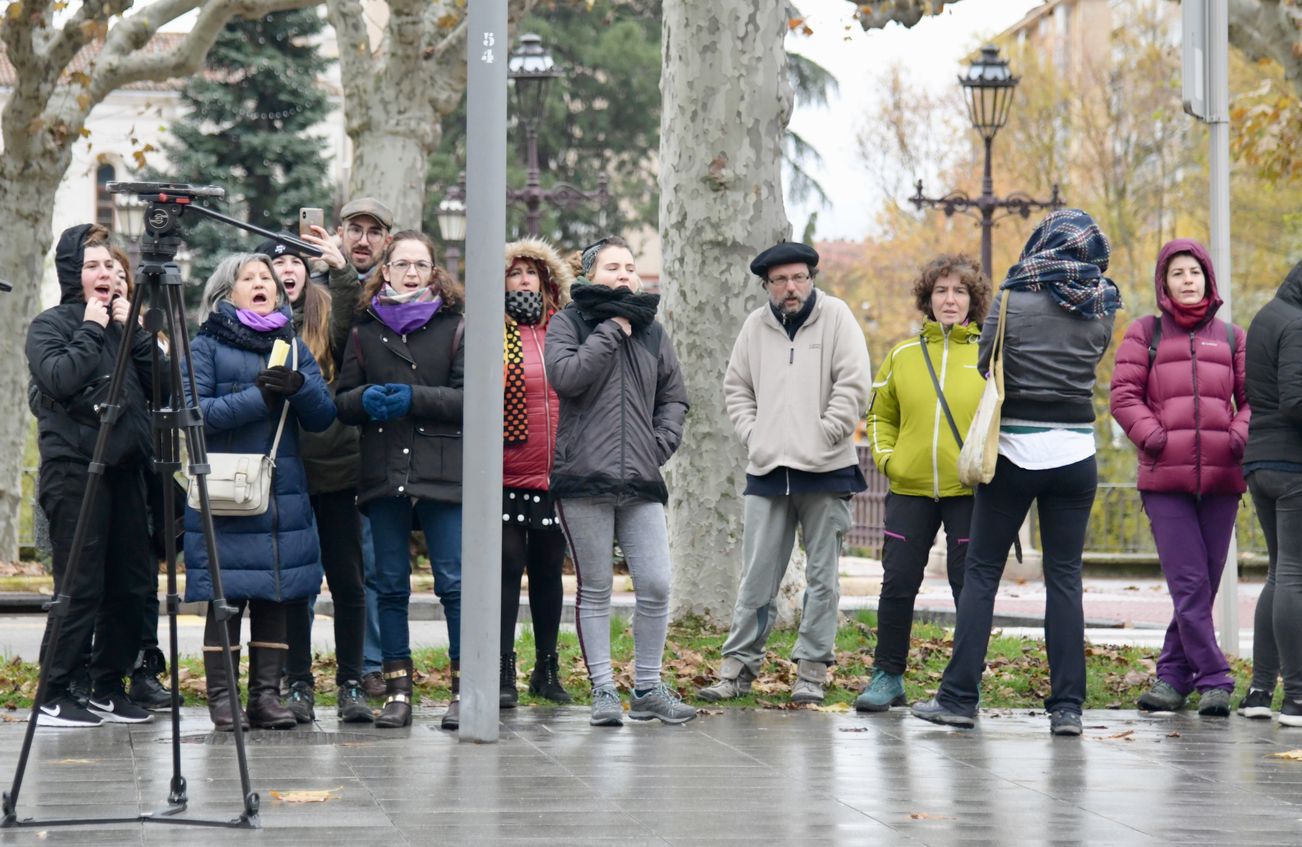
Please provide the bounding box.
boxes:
[750,241,819,278]
[255,233,310,260]
[339,197,394,230]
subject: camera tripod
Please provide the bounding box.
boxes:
[2,183,322,829]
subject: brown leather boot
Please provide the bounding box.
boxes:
[203,646,248,732]
[246,642,297,729]
[440,660,460,730]
[374,659,413,729]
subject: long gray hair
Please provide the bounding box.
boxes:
[197,253,287,322]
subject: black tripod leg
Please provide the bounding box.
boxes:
[167,283,260,827]
[3,293,150,826]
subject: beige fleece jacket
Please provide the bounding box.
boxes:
[724,291,872,476]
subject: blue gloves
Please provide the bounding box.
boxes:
[383,383,412,418]
[362,385,390,421]
[362,383,414,422]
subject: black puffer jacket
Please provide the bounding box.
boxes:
[292,287,362,495]
[26,224,155,467]
[544,304,688,504]
[1243,260,1302,465]
[335,307,465,506]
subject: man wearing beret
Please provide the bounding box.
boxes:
[699,241,872,705]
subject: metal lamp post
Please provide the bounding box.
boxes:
[506,33,609,236]
[910,44,1063,279]
[437,174,468,281]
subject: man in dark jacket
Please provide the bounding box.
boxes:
[1241,258,1302,724]
[26,223,157,728]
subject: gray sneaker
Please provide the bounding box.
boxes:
[791,660,828,705]
[1137,680,1187,713]
[590,685,624,727]
[1197,688,1232,717]
[697,656,753,702]
[629,684,697,724]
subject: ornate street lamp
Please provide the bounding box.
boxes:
[506,33,609,236]
[437,174,468,280]
[911,45,1063,279]
[114,192,147,239]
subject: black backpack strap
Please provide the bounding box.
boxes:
[1225,319,1236,357]
[1147,315,1163,368]
[919,334,963,448]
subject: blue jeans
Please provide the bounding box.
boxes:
[360,515,382,674]
[367,497,462,662]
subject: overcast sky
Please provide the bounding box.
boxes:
[786,0,1045,241]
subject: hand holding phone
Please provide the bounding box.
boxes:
[299,208,324,237]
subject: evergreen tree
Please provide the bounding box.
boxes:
[155,9,333,290]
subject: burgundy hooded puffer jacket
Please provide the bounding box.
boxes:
[503,239,574,491]
[1110,239,1250,495]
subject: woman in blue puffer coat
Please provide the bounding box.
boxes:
[183,252,335,731]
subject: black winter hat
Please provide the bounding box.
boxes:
[749,241,819,280]
[255,233,310,261]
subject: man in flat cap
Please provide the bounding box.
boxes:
[699,241,872,705]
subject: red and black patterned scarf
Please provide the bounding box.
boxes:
[504,290,544,445]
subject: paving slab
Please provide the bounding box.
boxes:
[0,706,1300,845]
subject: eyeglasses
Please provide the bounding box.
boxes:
[767,273,811,287]
[346,224,387,241]
[388,260,434,276]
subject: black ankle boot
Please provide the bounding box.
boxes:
[440,661,460,730]
[529,653,573,703]
[500,652,518,709]
[375,659,413,729]
[129,648,173,711]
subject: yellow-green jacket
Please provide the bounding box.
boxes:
[867,320,985,498]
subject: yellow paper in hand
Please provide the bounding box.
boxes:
[268,338,291,368]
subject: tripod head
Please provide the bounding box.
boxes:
[105,181,325,280]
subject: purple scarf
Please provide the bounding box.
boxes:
[372,294,443,335]
[236,308,290,332]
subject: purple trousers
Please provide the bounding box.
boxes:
[1141,491,1238,693]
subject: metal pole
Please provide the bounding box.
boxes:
[1206,0,1239,657]
[460,0,507,742]
[524,122,542,236]
[980,136,994,281]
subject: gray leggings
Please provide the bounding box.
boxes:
[557,497,671,690]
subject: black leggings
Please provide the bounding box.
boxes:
[501,524,567,657]
[285,489,367,685]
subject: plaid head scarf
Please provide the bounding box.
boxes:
[1002,208,1122,319]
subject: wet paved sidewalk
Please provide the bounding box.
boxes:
[2,706,1301,845]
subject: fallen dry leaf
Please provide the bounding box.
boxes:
[1104,730,1135,741]
[51,758,96,765]
[1167,731,1181,738]
[1269,749,1302,761]
[908,812,951,820]
[269,787,343,803]
[811,702,850,713]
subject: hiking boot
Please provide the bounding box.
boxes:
[1137,680,1187,713]
[337,680,375,724]
[697,656,754,702]
[590,685,624,727]
[1049,710,1082,736]
[128,648,172,711]
[37,694,102,729]
[1237,688,1274,719]
[529,653,573,703]
[854,668,907,713]
[629,683,697,724]
[500,652,518,709]
[361,670,387,700]
[1197,688,1232,717]
[911,698,975,729]
[284,680,315,723]
[87,690,154,724]
[1279,698,1302,728]
[791,660,828,705]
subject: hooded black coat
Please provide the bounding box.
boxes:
[26,224,155,468]
[1243,260,1302,465]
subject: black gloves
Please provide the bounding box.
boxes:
[255,366,305,408]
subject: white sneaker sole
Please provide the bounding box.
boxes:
[37,713,102,729]
[88,705,154,724]
[1238,706,1273,719]
[1278,713,1302,727]
[627,709,696,724]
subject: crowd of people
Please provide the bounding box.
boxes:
[24,200,1302,736]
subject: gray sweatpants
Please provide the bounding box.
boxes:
[557,497,672,690]
[721,493,852,677]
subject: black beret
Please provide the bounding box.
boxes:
[749,241,819,279]
[255,233,310,261]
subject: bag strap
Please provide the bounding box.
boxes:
[1147,315,1163,368]
[919,334,963,448]
[452,315,466,358]
[989,292,1009,388]
[266,342,296,463]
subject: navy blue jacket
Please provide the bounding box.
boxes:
[182,303,335,603]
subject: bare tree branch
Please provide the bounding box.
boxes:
[1228,0,1302,99]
